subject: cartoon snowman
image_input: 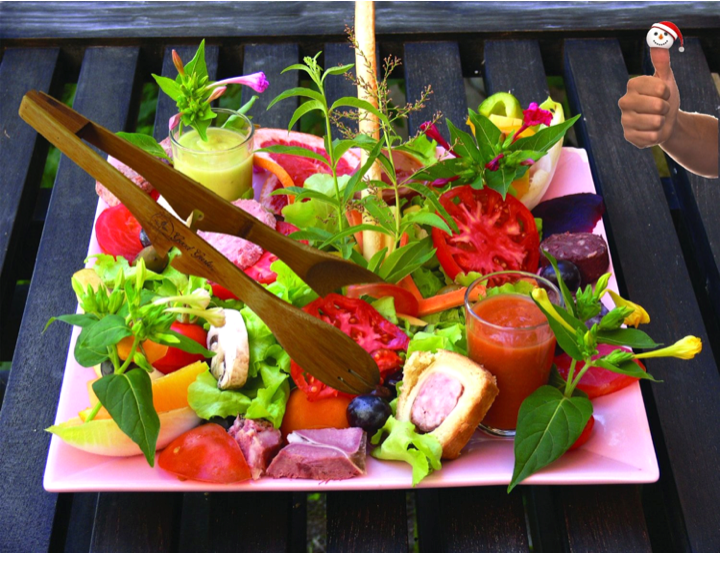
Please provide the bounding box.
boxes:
[646,21,685,52]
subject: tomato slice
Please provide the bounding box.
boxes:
[291,294,409,401]
[244,222,304,284]
[211,283,238,301]
[152,322,208,375]
[158,424,251,484]
[432,186,540,282]
[570,415,594,450]
[345,283,420,317]
[554,345,646,399]
[95,204,144,262]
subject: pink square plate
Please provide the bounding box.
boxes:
[44,147,659,492]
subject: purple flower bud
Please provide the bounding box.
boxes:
[485,153,504,171]
[420,121,452,152]
[172,50,185,76]
[206,86,227,103]
[520,159,535,167]
[168,112,182,132]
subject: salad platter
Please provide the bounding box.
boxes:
[43,146,659,492]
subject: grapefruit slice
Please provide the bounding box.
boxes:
[254,128,362,214]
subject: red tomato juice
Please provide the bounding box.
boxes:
[467,294,556,431]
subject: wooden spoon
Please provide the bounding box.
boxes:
[19,90,381,394]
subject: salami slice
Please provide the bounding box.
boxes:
[540,232,609,284]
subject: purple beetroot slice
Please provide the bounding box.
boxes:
[532,193,605,239]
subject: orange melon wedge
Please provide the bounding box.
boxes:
[80,361,208,421]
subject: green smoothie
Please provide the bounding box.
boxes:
[173,127,253,201]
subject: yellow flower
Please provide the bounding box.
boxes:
[636,336,702,360]
[607,290,650,328]
[531,288,575,333]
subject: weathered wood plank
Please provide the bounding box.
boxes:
[0,46,140,553]
[418,487,528,552]
[2,2,720,40]
[324,42,357,140]
[90,493,179,552]
[179,492,297,552]
[483,40,549,107]
[564,38,720,552]
[647,39,720,322]
[555,486,651,552]
[404,41,467,139]
[0,48,60,363]
[241,43,299,130]
[153,45,219,138]
[326,490,408,552]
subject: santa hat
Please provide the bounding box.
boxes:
[651,21,685,52]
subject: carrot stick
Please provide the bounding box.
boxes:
[254,155,296,203]
[398,274,423,302]
[417,285,485,317]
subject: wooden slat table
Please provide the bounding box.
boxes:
[1,1,719,553]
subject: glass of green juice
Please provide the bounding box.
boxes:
[170,109,254,201]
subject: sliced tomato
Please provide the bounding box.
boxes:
[95,204,144,262]
[244,222,304,285]
[153,322,208,375]
[291,294,409,401]
[345,283,420,317]
[570,415,594,450]
[158,424,251,484]
[554,345,646,399]
[432,186,540,282]
[211,283,238,301]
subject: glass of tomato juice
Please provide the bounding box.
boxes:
[170,109,254,202]
[464,271,561,437]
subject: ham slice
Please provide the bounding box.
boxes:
[228,417,282,480]
[266,428,367,481]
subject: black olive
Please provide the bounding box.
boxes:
[135,246,168,272]
[139,228,151,248]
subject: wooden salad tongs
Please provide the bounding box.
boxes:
[19,90,381,394]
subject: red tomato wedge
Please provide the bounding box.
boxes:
[291,294,409,401]
[570,415,594,450]
[345,283,420,317]
[158,424,251,484]
[95,204,144,262]
[152,322,208,375]
[431,186,540,283]
[244,222,304,284]
[554,345,646,399]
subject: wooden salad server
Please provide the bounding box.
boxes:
[19,90,381,394]
[19,91,384,298]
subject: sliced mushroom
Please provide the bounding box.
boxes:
[207,309,250,390]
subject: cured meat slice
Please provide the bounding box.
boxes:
[198,199,276,269]
[540,232,609,284]
[266,428,367,480]
[228,417,283,480]
[96,137,172,206]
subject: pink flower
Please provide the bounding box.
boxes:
[169,112,182,132]
[485,154,504,171]
[206,86,227,103]
[522,102,553,127]
[207,71,269,93]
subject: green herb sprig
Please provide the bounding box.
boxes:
[47,258,219,465]
[508,251,703,492]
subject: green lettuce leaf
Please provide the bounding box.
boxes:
[187,306,291,428]
[406,322,467,357]
[280,173,349,232]
[397,135,439,166]
[371,416,442,486]
[267,260,318,308]
[412,266,444,299]
[371,296,398,324]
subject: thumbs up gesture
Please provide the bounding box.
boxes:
[618,48,681,149]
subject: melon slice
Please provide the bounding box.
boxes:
[48,407,202,457]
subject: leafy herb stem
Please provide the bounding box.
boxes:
[117,336,141,374]
[565,359,593,397]
[324,111,345,233]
